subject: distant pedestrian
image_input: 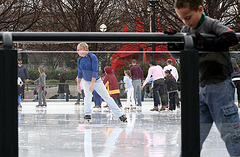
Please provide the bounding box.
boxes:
[123,70,135,110]
[141,60,168,111]
[103,66,121,107]
[130,59,144,106]
[163,59,180,108]
[34,66,47,107]
[57,73,70,101]
[33,86,38,102]
[164,70,178,111]
[17,77,23,108]
[17,58,29,100]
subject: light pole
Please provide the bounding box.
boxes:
[149,0,159,61]
[100,24,107,73]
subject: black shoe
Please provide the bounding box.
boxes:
[84,115,91,120]
[119,115,127,123]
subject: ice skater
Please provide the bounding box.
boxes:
[76,42,127,122]
[34,66,47,107]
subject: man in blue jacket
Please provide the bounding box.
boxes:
[76,42,127,122]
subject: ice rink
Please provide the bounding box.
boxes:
[18,100,239,157]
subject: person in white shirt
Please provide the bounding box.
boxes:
[123,70,135,110]
[17,77,23,108]
[163,59,179,81]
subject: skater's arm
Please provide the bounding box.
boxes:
[77,77,82,94]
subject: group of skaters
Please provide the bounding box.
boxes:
[75,42,182,123]
[18,57,47,108]
[74,55,180,113]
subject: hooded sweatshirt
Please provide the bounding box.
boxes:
[103,66,120,97]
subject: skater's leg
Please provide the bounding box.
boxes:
[94,79,123,118]
[82,79,93,115]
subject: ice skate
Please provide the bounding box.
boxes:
[130,106,136,110]
[124,107,130,110]
[84,115,91,123]
[74,101,80,105]
[119,115,127,123]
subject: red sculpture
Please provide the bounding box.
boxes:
[111,18,175,74]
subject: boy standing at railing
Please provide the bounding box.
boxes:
[168,0,240,156]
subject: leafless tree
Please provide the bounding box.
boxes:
[0,0,43,31]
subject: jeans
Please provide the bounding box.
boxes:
[152,79,168,107]
[18,95,21,105]
[132,79,142,105]
[93,90,102,106]
[200,78,240,156]
[169,92,177,110]
[113,97,119,106]
[82,78,123,118]
[38,87,47,105]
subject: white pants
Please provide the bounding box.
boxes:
[126,87,135,106]
[82,78,123,118]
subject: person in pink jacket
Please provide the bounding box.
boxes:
[141,60,168,111]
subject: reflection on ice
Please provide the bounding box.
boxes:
[18,102,231,157]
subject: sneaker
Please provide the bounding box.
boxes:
[119,104,122,108]
[42,104,47,107]
[119,115,127,122]
[75,101,80,105]
[84,115,91,120]
[36,105,43,107]
[18,104,22,108]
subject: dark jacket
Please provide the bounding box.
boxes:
[58,77,69,94]
[18,64,29,82]
[165,74,178,92]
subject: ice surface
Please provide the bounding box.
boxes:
[18,101,236,157]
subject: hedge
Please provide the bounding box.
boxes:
[29,69,78,81]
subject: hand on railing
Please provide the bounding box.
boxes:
[194,32,206,50]
[163,29,177,35]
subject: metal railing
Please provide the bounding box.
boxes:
[0,32,239,157]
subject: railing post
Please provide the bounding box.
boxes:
[181,35,200,157]
[0,33,18,157]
